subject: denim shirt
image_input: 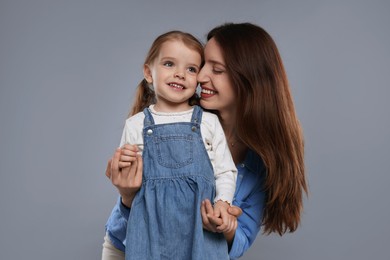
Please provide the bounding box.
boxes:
[105,149,266,259]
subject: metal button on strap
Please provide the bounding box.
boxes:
[191,126,197,132]
[147,129,153,135]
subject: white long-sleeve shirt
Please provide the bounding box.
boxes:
[119,105,237,204]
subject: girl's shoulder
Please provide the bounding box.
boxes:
[200,111,223,134]
[201,110,219,123]
[125,111,146,127]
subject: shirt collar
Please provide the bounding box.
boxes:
[243,149,266,174]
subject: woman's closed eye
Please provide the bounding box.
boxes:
[212,65,225,74]
[212,69,224,74]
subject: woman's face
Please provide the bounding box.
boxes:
[197,38,236,114]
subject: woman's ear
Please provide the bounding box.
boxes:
[143,64,153,83]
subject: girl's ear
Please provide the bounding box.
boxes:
[143,64,153,83]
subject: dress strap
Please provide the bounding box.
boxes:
[143,107,155,127]
[190,105,203,125]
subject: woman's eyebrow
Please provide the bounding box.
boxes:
[207,59,226,67]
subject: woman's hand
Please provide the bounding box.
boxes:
[105,144,143,207]
[201,199,243,242]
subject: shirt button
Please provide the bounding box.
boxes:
[147,129,153,135]
[240,163,245,168]
[191,126,197,131]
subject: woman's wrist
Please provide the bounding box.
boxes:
[120,193,135,208]
[224,229,236,246]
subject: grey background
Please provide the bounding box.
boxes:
[1,0,389,259]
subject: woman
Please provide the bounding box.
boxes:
[103,22,308,259]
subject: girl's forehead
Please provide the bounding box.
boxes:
[157,40,202,60]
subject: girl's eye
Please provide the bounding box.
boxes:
[163,61,173,67]
[188,67,198,73]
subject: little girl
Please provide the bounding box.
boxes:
[103,31,237,259]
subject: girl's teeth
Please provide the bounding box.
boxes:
[169,83,183,89]
[201,89,215,95]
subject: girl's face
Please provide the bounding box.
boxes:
[197,38,236,114]
[144,40,201,112]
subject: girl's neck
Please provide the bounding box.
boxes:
[153,102,192,113]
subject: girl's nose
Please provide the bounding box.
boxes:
[174,70,185,79]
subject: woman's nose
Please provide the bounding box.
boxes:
[197,66,207,82]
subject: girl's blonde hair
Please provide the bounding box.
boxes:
[129,31,203,117]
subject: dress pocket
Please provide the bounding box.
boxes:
[154,134,194,169]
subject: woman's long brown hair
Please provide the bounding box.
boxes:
[129,31,203,116]
[208,23,308,235]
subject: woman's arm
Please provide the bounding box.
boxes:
[201,168,266,259]
[104,145,143,252]
[106,145,142,207]
[228,184,265,259]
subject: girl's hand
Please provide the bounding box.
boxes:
[201,199,243,234]
[105,145,143,207]
[213,200,233,233]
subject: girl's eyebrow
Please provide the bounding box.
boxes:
[161,56,200,69]
[160,56,176,61]
[188,63,201,69]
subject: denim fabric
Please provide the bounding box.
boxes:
[104,149,266,259]
[124,106,228,260]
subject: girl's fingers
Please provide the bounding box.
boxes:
[207,213,223,227]
[121,144,139,153]
[215,209,229,232]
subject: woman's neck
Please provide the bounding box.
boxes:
[218,109,247,164]
[218,109,236,136]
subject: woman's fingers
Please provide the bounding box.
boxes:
[110,149,122,184]
[228,205,243,217]
[105,159,112,179]
[118,161,131,168]
[201,200,218,232]
[204,199,223,227]
[134,154,143,186]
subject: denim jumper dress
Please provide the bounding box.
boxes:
[125,106,228,260]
